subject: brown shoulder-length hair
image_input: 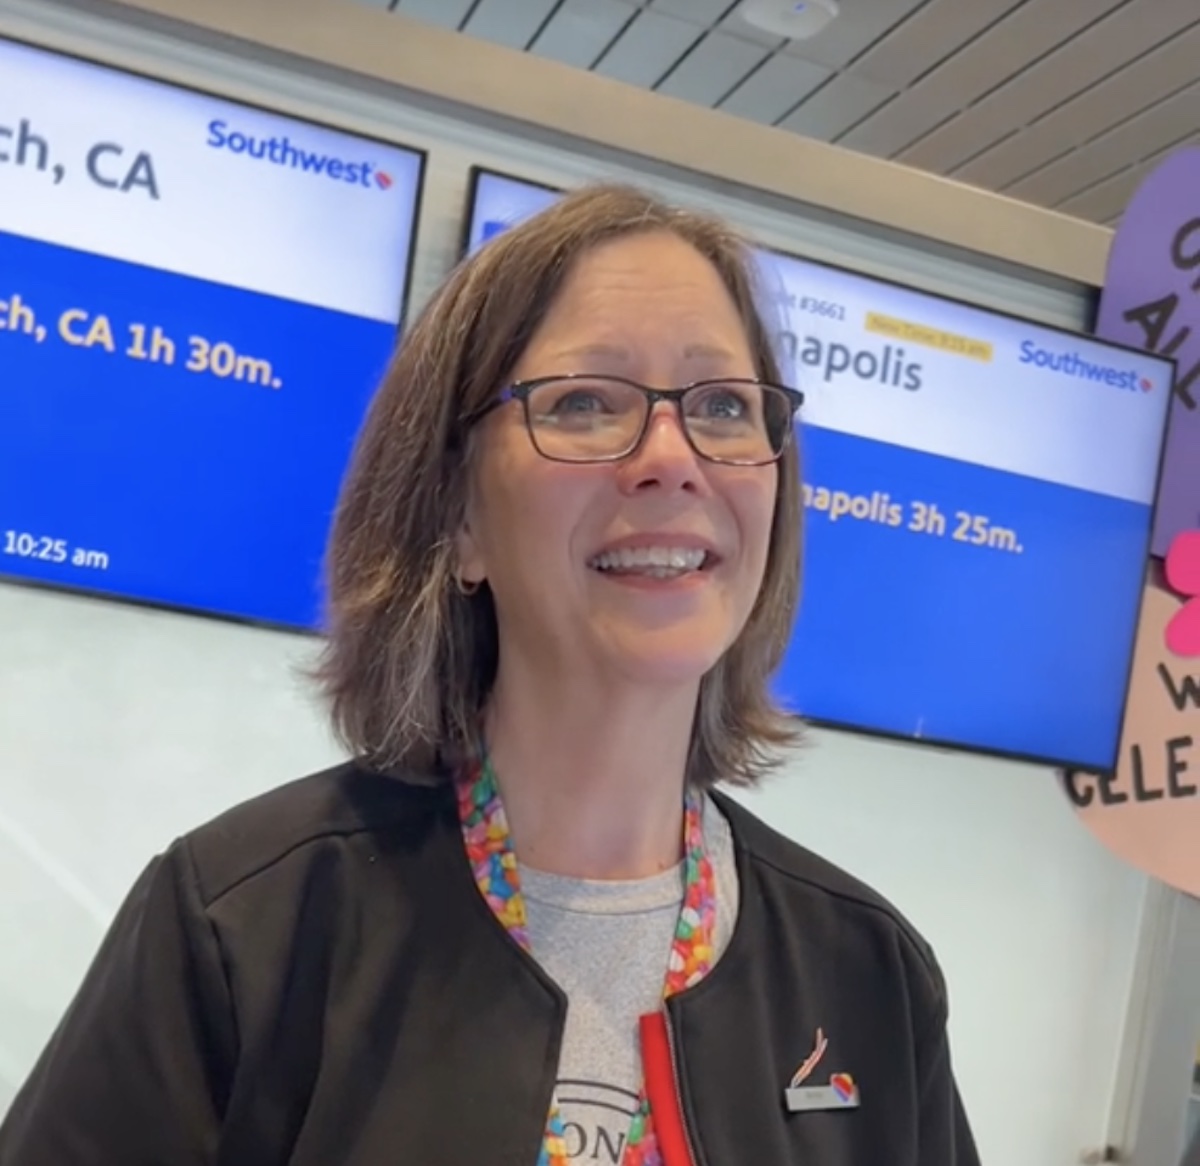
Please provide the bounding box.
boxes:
[315,182,804,787]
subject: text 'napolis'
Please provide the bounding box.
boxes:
[778,331,924,391]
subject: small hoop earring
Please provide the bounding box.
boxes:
[454,573,481,597]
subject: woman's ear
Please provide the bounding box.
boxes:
[454,503,487,590]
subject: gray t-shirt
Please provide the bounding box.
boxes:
[520,795,738,1165]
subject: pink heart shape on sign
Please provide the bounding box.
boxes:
[1165,530,1200,594]
[1164,531,1200,657]
[1166,602,1200,657]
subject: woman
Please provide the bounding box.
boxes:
[0,185,979,1165]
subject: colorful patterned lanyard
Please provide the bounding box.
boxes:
[456,754,717,1166]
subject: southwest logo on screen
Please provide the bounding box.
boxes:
[1017,340,1153,391]
[205,120,394,190]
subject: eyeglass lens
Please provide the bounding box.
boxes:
[523,378,794,464]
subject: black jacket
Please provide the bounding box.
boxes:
[0,764,980,1166]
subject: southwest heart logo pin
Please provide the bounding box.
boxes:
[784,1029,861,1113]
[830,1073,857,1103]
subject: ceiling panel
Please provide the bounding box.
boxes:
[953,20,1200,190]
[777,72,896,140]
[592,8,703,87]
[838,0,1123,155]
[1057,142,1186,222]
[1007,83,1200,206]
[717,51,830,125]
[393,0,476,29]
[655,30,769,105]
[901,0,1200,173]
[778,0,929,71]
[528,0,638,70]
[648,0,736,22]
[463,0,563,50]
[845,0,1026,89]
[362,0,1200,227]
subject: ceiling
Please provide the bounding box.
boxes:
[352,0,1200,228]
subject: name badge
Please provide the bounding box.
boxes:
[785,1030,860,1113]
[785,1074,860,1113]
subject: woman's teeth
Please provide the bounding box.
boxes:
[589,547,709,577]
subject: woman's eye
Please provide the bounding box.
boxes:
[700,390,748,419]
[552,390,608,414]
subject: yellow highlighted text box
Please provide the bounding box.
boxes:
[865,311,993,362]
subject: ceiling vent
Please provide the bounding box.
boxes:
[737,0,840,40]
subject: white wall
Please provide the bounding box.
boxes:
[0,2,1154,1162]
[0,585,342,1112]
[0,580,1150,1165]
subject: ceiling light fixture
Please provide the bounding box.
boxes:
[737,0,840,40]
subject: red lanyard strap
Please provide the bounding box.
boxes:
[639,1012,697,1166]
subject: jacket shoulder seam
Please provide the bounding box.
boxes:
[744,846,945,1004]
[192,821,385,910]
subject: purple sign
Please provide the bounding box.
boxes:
[1097,147,1200,558]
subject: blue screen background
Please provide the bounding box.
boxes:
[780,424,1150,768]
[1,228,396,629]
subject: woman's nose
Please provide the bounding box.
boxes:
[618,401,703,494]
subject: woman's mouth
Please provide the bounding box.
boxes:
[587,546,714,579]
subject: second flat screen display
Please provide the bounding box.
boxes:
[462,169,1172,773]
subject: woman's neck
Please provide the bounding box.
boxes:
[481,669,699,881]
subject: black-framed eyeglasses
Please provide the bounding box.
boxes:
[475,375,804,466]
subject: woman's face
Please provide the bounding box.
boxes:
[457,230,779,693]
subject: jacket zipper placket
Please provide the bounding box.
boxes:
[663,1007,701,1166]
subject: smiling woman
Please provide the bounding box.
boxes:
[0,184,981,1166]
[324,188,805,793]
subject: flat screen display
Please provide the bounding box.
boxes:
[463,166,1173,772]
[462,168,558,254]
[0,37,424,629]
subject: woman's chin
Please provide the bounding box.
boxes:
[597,623,730,688]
